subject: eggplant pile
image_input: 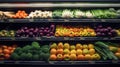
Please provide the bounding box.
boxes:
[15,24,55,37]
[94,25,117,37]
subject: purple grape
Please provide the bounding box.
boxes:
[40,33,43,36]
[46,34,50,36]
[45,27,49,30]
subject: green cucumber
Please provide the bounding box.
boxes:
[95,41,109,49]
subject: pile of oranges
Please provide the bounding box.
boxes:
[0,45,17,60]
[12,10,28,19]
[49,42,101,61]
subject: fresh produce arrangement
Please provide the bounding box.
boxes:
[12,10,28,19]
[27,10,52,19]
[0,8,120,20]
[116,29,120,36]
[94,25,117,37]
[0,30,15,37]
[10,42,49,61]
[55,25,96,37]
[0,44,17,60]
[15,24,55,37]
[94,41,119,60]
[50,42,101,61]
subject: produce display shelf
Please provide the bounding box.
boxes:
[0,0,119,3]
[0,61,119,65]
[0,19,120,23]
[0,37,120,41]
[0,61,48,65]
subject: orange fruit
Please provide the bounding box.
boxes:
[57,54,63,60]
[76,43,82,49]
[57,42,63,49]
[4,54,10,59]
[50,54,57,61]
[77,55,85,60]
[63,54,70,61]
[115,52,120,58]
[2,45,8,49]
[84,54,92,60]
[57,49,63,54]
[89,49,95,55]
[3,49,10,54]
[88,44,94,49]
[8,46,13,51]
[70,54,77,61]
[50,48,57,54]
[76,49,82,55]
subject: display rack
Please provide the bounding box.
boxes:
[0,0,120,65]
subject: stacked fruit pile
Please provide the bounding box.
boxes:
[55,25,96,37]
[49,42,101,61]
[10,42,49,61]
[12,10,28,19]
[94,25,117,37]
[16,24,55,37]
[0,30,15,37]
[0,44,17,60]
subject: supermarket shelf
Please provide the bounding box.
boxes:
[0,61,119,65]
[0,19,120,23]
[0,0,119,3]
[0,3,120,8]
[0,37,120,41]
[0,61,48,65]
[49,61,120,65]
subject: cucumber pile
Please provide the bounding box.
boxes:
[94,41,118,60]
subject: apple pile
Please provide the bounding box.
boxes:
[15,24,55,37]
[55,25,96,37]
[49,42,101,61]
[94,25,117,37]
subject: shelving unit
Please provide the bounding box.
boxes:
[0,0,120,65]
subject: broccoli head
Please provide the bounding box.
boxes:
[22,45,32,53]
[41,48,49,53]
[32,54,39,60]
[10,53,20,60]
[20,53,28,60]
[43,53,50,61]
[31,42,40,50]
[39,52,45,60]
[26,53,32,60]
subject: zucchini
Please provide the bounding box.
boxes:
[94,46,107,60]
[107,49,118,60]
[95,41,109,49]
[103,49,112,60]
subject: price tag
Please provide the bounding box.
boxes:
[80,37,85,40]
[36,37,41,40]
[64,37,69,40]
[49,61,54,64]
[29,19,34,22]
[89,61,95,64]
[48,19,52,21]
[11,37,15,40]
[0,20,4,22]
[70,38,74,40]
[9,19,14,22]
[101,19,106,22]
[64,19,69,22]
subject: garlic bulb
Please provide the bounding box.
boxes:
[85,11,93,18]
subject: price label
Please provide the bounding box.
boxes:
[89,61,95,64]
[64,19,69,22]
[36,37,41,40]
[15,61,19,64]
[70,38,74,40]
[9,19,14,22]
[101,19,106,22]
[11,37,15,40]
[29,19,34,22]
[49,61,54,64]
[64,37,69,40]
[103,38,108,40]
